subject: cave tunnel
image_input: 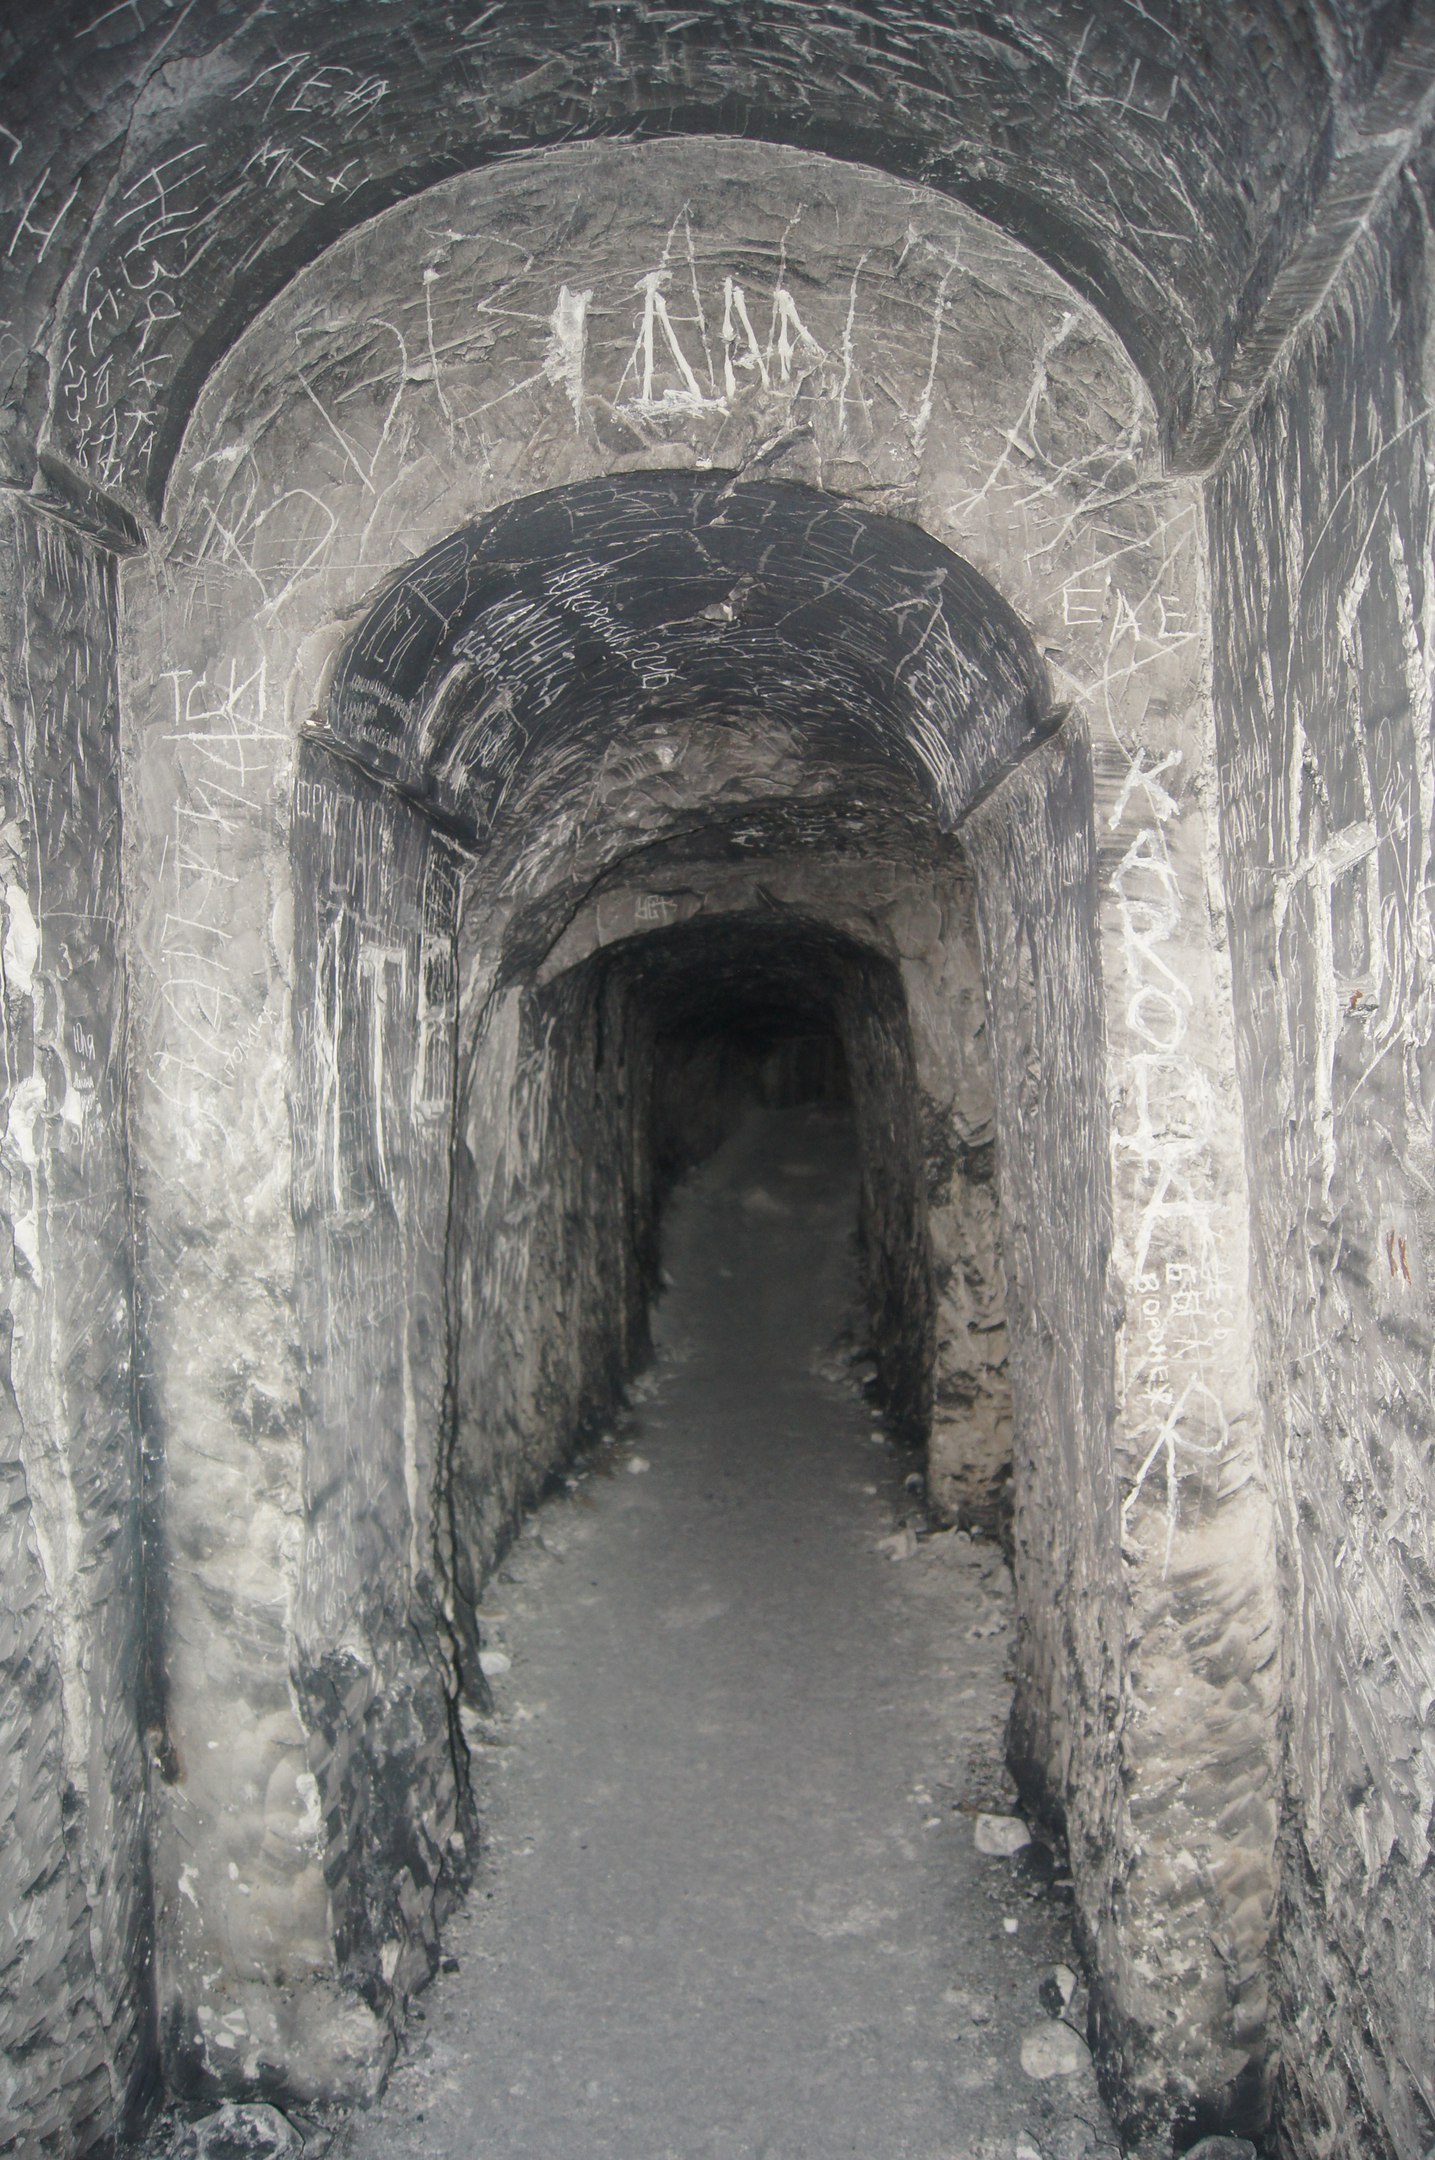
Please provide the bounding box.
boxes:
[263,465,1181,2154]
[286,468,1047,1803]
[4,13,1435,2158]
[286,479,1047,2150]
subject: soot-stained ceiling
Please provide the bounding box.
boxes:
[316,470,1054,855]
[1,0,1429,521]
[590,911,884,1042]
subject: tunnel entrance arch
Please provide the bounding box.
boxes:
[119,138,1275,2146]
[312,469,1057,842]
[284,463,1119,2079]
[296,465,1063,1570]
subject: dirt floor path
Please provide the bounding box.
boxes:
[330,1104,1118,2160]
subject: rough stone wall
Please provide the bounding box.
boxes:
[0,502,151,2152]
[967,716,1278,2149]
[118,607,457,2104]
[1087,483,1280,2144]
[964,737,1130,2096]
[447,960,659,1655]
[134,734,472,2105]
[838,955,934,1449]
[1208,152,1435,2160]
[898,873,1012,1532]
[289,753,470,2053]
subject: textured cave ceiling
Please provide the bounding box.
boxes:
[2,0,1430,523]
[577,911,881,1043]
[319,470,1054,854]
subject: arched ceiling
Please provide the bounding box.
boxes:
[581,910,895,1045]
[316,469,1054,853]
[1,0,1430,527]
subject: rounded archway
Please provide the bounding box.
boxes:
[292,465,1058,1602]
[118,140,1274,2148]
[6,9,1429,2150]
[280,464,1122,2096]
[315,468,1056,849]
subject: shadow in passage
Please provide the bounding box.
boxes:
[337,1106,1118,2160]
[656,1099,864,1409]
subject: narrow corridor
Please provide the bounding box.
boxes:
[336,1107,1117,2160]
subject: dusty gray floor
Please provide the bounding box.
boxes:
[328,1104,1118,2160]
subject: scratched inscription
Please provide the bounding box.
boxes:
[1109,747,1237,1566]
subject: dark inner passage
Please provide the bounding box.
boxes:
[654,1014,851,1191]
[594,914,934,1448]
[650,951,852,1190]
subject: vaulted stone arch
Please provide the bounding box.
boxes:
[316,472,1056,840]
[282,471,1070,2068]
[1,0,1399,520]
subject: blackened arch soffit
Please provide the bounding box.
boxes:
[315,468,1055,854]
[546,908,905,1042]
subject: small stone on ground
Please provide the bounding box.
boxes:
[170,2104,305,2158]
